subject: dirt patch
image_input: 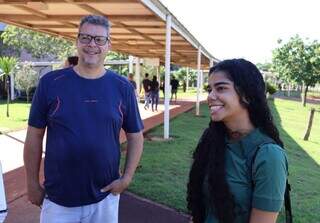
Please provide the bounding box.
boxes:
[144,134,175,142]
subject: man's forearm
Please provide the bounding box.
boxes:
[123,132,144,182]
[23,126,45,186]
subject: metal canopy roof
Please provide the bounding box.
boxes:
[0,0,218,69]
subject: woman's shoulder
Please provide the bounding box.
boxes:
[258,143,286,161]
[254,143,288,174]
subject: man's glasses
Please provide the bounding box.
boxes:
[77,33,109,46]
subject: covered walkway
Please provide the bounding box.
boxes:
[0,0,218,138]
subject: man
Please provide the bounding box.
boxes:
[142,73,151,110]
[128,73,137,91]
[170,76,179,102]
[24,15,144,223]
[128,73,139,101]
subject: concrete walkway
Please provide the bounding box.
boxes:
[1,100,204,223]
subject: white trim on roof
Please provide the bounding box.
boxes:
[140,0,219,64]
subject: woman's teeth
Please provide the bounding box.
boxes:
[210,105,223,113]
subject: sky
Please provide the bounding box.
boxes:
[160,0,320,64]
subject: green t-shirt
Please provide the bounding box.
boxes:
[204,129,288,223]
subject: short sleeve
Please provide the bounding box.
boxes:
[252,144,288,212]
[28,77,48,128]
[122,84,144,133]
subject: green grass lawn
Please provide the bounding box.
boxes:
[1,97,319,221]
[0,100,31,132]
[122,99,320,222]
[158,87,200,99]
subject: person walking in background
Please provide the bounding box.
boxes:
[170,76,179,102]
[160,80,165,98]
[187,59,289,223]
[150,75,160,112]
[142,73,151,110]
[24,15,144,223]
[64,56,78,68]
[128,73,138,100]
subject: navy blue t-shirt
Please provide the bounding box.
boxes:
[28,68,144,207]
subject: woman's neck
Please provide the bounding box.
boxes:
[224,113,255,141]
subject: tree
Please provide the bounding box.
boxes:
[256,62,272,72]
[14,62,38,103]
[272,35,320,106]
[1,25,75,60]
[105,51,129,76]
[0,56,17,117]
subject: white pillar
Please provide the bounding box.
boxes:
[196,47,202,116]
[135,57,141,97]
[10,73,15,101]
[129,55,134,76]
[156,66,160,84]
[209,58,214,68]
[164,14,172,139]
[200,70,203,94]
[186,67,189,91]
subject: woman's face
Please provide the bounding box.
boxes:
[207,71,248,123]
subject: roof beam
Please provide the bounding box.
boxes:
[112,25,166,29]
[113,22,189,59]
[0,0,138,4]
[0,14,159,22]
[12,5,48,19]
[57,31,180,37]
[32,24,77,28]
[1,19,74,41]
[111,44,194,51]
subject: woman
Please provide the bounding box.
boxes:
[150,75,160,112]
[187,59,288,223]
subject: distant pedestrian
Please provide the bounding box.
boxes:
[128,73,138,100]
[170,76,179,102]
[142,73,152,110]
[64,56,78,68]
[183,80,187,93]
[150,75,159,112]
[160,80,165,98]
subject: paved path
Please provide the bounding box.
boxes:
[1,100,202,223]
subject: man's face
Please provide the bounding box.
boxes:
[76,23,110,68]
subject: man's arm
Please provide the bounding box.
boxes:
[122,131,144,183]
[23,125,46,206]
[249,208,278,223]
[101,131,144,194]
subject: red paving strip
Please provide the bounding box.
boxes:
[3,101,197,223]
[119,101,196,143]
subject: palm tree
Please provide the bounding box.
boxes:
[0,56,17,117]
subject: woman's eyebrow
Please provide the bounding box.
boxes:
[213,81,231,87]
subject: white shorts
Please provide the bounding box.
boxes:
[0,212,7,223]
[40,193,120,223]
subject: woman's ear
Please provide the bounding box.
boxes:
[241,96,250,105]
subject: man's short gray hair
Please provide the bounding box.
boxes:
[79,15,110,33]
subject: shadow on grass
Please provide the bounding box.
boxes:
[269,100,320,223]
[0,99,29,105]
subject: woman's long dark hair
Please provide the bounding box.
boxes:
[187,59,283,223]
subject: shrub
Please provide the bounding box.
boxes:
[266,81,277,95]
